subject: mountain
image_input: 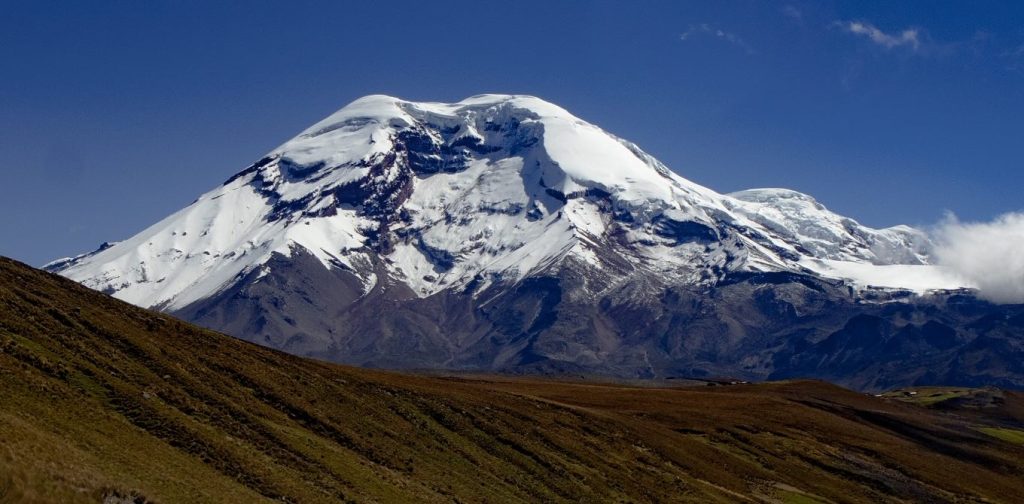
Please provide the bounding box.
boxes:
[47,94,1024,389]
[4,256,1024,503]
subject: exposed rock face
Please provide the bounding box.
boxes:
[170,248,1024,391]
[47,94,1023,390]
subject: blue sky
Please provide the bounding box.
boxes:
[2,1,1022,265]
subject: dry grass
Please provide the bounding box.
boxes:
[1,256,1023,503]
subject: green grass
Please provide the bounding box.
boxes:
[916,391,970,405]
[781,491,828,504]
[977,427,1024,445]
[881,387,973,406]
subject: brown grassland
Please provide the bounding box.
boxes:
[1,256,1023,503]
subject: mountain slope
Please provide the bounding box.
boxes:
[46,94,1010,386]
[3,256,1024,503]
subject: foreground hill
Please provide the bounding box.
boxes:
[2,256,1024,503]
[46,94,1024,388]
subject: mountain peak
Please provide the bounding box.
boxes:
[730,187,821,204]
[300,93,572,137]
[268,94,687,216]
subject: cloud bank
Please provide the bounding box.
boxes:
[842,21,921,51]
[933,212,1024,304]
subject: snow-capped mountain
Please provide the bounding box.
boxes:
[49,94,960,308]
[49,94,1001,387]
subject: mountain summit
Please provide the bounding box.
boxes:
[50,95,1022,389]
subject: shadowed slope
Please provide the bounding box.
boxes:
[1,257,1022,503]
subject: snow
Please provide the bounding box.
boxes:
[728,188,931,265]
[53,175,374,310]
[49,93,972,309]
[801,258,972,293]
[389,155,575,296]
[517,100,677,203]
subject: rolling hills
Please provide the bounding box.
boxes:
[3,256,1024,502]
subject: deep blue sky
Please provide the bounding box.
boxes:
[2,1,1022,265]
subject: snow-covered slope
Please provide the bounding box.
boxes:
[47,94,967,311]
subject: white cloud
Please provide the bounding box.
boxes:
[933,212,1024,304]
[680,23,755,55]
[841,21,921,51]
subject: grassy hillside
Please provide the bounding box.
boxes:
[1,256,1023,503]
